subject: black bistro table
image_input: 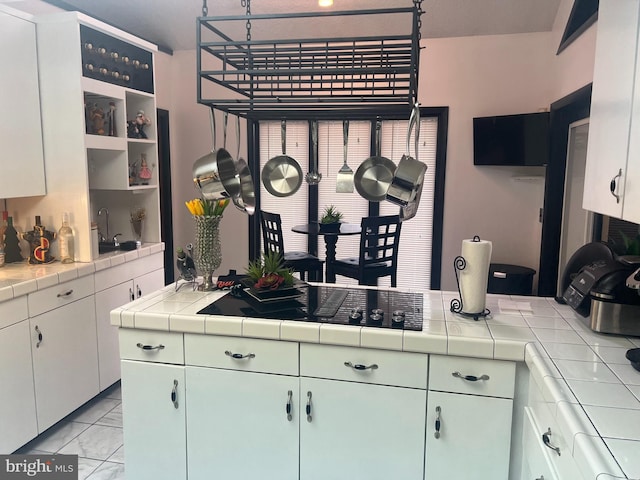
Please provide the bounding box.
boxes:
[291,222,361,283]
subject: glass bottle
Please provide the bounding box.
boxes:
[58,212,75,264]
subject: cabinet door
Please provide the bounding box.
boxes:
[0,8,45,198]
[0,320,37,453]
[425,391,513,480]
[95,281,133,391]
[134,268,164,299]
[185,366,299,480]
[521,408,559,480]
[121,360,186,480]
[30,296,99,432]
[300,377,426,480]
[583,0,640,217]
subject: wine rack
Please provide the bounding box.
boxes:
[80,25,153,94]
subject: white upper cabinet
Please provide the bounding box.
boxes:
[584,0,640,223]
[0,6,45,198]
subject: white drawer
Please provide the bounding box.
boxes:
[429,355,515,398]
[95,253,164,292]
[0,296,28,329]
[28,276,95,317]
[119,329,184,364]
[522,407,560,480]
[300,343,428,389]
[184,334,298,375]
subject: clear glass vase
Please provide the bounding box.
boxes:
[193,215,222,290]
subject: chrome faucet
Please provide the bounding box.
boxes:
[97,208,109,242]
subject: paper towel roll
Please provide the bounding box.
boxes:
[459,237,492,314]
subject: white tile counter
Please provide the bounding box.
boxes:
[0,243,165,302]
[111,283,640,480]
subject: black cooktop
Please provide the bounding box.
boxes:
[197,285,423,331]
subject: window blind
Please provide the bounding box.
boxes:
[259,121,309,254]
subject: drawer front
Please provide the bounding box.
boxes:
[28,276,95,317]
[429,355,515,398]
[300,343,428,389]
[119,329,184,364]
[0,296,28,329]
[522,407,559,480]
[184,334,298,376]
[130,252,164,279]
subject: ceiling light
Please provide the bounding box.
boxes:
[318,0,333,7]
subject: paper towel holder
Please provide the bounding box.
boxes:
[450,235,491,321]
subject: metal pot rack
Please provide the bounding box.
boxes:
[197,1,423,120]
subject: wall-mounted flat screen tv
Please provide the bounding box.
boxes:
[473,112,550,166]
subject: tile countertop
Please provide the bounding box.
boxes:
[111,283,640,480]
[0,243,165,302]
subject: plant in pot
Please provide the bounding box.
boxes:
[245,250,295,290]
[319,205,343,232]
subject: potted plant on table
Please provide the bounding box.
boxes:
[319,205,343,232]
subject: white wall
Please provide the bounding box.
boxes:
[161,50,249,278]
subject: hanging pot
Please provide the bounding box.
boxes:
[354,119,396,202]
[262,120,303,197]
[386,103,427,207]
[231,115,256,215]
[193,108,241,200]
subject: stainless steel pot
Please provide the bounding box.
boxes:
[386,104,427,207]
[262,120,303,197]
[193,108,241,200]
[354,120,396,202]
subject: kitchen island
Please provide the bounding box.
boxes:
[111,282,640,480]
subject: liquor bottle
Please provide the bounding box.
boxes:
[58,212,74,264]
[4,217,23,263]
[0,211,6,267]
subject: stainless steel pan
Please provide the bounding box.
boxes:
[386,104,427,207]
[354,120,396,202]
[262,120,303,197]
[231,115,255,215]
[193,108,241,200]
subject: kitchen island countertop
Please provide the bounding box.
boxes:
[111,282,640,480]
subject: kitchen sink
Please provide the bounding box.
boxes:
[98,242,120,254]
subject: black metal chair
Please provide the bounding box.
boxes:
[331,215,402,287]
[260,211,324,282]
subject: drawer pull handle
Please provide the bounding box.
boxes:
[35,325,43,348]
[542,428,561,456]
[434,405,441,439]
[536,477,545,480]
[452,371,489,382]
[306,391,312,423]
[344,361,378,371]
[137,284,142,298]
[57,289,73,298]
[129,288,135,301]
[286,390,293,421]
[224,350,256,360]
[171,380,179,409]
[610,168,622,204]
[136,343,165,351]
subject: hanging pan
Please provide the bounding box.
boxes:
[231,114,255,215]
[386,103,427,207]
[193,108,241,200]
[261,120,303,197]
[354,119,396,202]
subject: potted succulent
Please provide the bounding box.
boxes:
[245,250,295,290]
[319,205,343,232]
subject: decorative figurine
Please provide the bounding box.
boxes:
[128,161,138,186]
[3,216,24,263]
[138,154,152,184]
[22,216,57,265]
[135,110,151,139]
[90,104,105,135]
[108,102,117,136]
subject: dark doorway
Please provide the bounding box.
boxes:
[538,84,594,297]
[157,108,174,284]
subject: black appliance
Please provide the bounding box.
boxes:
[473,112,549,166]
[197,285,423,331]
[562,243,640,336]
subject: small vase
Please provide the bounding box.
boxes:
[193,215,222,291]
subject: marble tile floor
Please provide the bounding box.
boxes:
[16,382,125,480]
